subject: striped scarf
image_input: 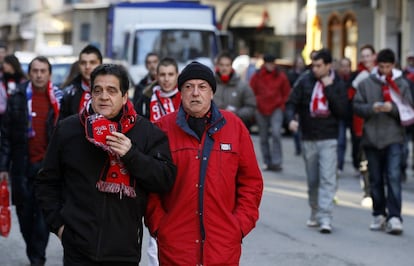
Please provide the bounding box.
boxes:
[81,100,138,198]
[27,81,60,138]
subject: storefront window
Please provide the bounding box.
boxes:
[328,14,342,61]
[343,14,358,70]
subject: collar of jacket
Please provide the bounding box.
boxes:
[12,80,29,96]
[260,66,280,76]
[215,73,240,86]
[310,69,339,83]
[176,101,226,139]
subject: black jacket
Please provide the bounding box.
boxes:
[35,113,176,263]
[285,70,347,140]
[0,81,62,203]
[133,73,153,106]
[134,80,157,119]
[59,75,85,120]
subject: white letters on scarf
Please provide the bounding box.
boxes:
[149,85,180,122]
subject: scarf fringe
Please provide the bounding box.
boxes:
[96,180,137,198]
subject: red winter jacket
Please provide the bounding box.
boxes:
[250,67,291,115]
[146,103,263,265]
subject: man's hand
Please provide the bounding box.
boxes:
[373,101,392,113]
[106,131,132,157]
[226,105,236,113]
[58,225,64,241]
[289,120,299,133]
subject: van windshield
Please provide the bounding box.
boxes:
[132,29,218,65]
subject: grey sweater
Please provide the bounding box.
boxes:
[353,68,412,149]
[214,73,256,123]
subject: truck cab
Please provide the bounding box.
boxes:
[108,1,222,84]
[122,24,220,84]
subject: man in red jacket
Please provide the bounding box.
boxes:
[250,54,291,171]
[146,61,263,265]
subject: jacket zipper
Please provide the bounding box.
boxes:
[95,193,107,259]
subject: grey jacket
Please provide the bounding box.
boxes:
[214,73,256,124]
[353,68,413,149]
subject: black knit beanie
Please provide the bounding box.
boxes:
[178,61,216,93]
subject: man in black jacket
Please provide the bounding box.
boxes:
[133,52,159,106]
[285,49,347,234]
[0,56,63,266]
[59,44,102,120]
[35,64,176,265]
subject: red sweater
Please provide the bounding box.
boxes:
[250,67,291,115]
[29,89,51,163]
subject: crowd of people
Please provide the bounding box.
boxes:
[0,39,412,265]
[0,43,263,266]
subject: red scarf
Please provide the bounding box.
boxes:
[149,86,181,122]
[216,69,234,84]
[80,100,138,198]
[27,81,60,137]
[357,62,369,73]
[78,79,91,112]
[310,71,334,117]
[382,75,400,102]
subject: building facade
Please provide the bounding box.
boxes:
[0,0,306,63]
[306,0,414,68]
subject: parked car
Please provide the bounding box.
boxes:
[15,53,76,88]
[15,53,136,100]
[48,56,77,88]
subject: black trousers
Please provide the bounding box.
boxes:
[14,162,49,265]
[64,248,139,266]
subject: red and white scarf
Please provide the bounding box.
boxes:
[80,100,138,198]
[78,79,91,113]
[27,81,60,138]
[310,71,335,117]
[375,68,414,126]
[149,85,181,122]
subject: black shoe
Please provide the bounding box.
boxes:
[401,171,407,183]
[268,164,283,172]
[31,262,45,266]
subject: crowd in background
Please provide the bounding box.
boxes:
[0,40,413,265]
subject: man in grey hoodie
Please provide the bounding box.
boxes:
[353,48,413,235]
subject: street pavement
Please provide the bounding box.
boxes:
[1,134,414,266]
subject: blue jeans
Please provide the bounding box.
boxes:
[302,139,337,224]
[255,109,284,166]
[293,129,302,155]
[14,162,49,265]
[364,144,403,220]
